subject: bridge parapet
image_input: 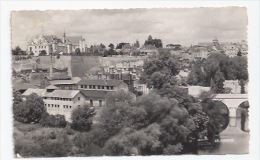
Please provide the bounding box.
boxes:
[212,94,248,118]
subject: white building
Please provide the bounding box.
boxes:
[22,87,87,121]
[27,32,86,56]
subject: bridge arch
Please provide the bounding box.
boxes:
[200,100,230,133]
[212,94,249,132]
[212,94,248,118]
[236,101,249,132]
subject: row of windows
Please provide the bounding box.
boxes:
[45,103,72,109]
[80,85,114,90]
[44,97,80,101]
[35,46,47,49]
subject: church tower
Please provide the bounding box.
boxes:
[62,29,66,43]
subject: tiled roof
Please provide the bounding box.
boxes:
[46,85,58,89]
[13,83,37,91]
[46,73,71,80]
[77,79,124,86]
[43,90,80,99]
[66,36,82,45]
[80,90,107,99]
[49,77,81,85]
[22,88,46,97]
[43,36,54,43]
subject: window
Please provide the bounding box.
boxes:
[78,105,80,107]
[81,85,83,88]
[58,105,59,108]
[63,105,65,108]
[106,86,110,90]
[70,106,72,109]
[44,104,46,107]
[93,85,96,89]
[90,99,93,107]
[48,104,50,107]
[98,85,101,89]
[52,104,53,107]
[99,100,102,107]
[102,86,105,89]
[78,97,80,101]
[110,86,114,90]
[84,85,87,89]
[89,85,93,89]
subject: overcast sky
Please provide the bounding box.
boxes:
[11,7,247,50]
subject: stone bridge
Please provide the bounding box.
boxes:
[212,94,249,133]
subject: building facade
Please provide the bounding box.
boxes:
[27,32,86,56]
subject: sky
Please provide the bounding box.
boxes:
[11,7,248,50]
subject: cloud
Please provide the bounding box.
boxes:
[11,7,247,49]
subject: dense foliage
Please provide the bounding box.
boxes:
[187,53,248,93]
[144,35,163,48]
[70,105,95,132]
[13,93,46,123]
[39,113,67,128]
[140,52,181,89]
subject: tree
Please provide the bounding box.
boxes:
[135,40,140,48]
[116,42,128,49]
[240,79,246,94]
[140,52,181,89]
[13,93,46,123]
[229,56,248,80]
[75,48,81,55]
[39,50,47,56]
[211,70,225,93]
[237,49,242,56]
[187,60,206,86]
[70,105,95,132]
[12,46,22,55]
[100,43,106,49]
[108,43,115,50]
[201,53,229,86]
[145,35,163,48]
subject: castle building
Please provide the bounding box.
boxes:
[26,31,86,56]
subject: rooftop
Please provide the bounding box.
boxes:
[80,90,107,99]
[43,90,80,99]
[49,77,81,85]
[22,88,46,97]
[78,79,124,86]
[13,82,37,91]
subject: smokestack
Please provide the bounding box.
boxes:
[50,53,53,78]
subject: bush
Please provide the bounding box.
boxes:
[65,125,75,135]
[49,131,56,139]
[39,113,67,128]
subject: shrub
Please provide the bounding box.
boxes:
[39,113,67,128]
[65,125,75,135]
[49,131,56,139]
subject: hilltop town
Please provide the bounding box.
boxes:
[12,33,249,157]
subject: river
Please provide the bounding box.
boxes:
[198,117,250,155]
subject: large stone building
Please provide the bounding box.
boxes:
[22,87,88,121]
[26,31,86,56]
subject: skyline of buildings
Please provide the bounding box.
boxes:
[11,8,247,49]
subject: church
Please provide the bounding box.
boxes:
[26,31,86,56]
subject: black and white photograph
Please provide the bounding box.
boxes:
[0,1,259,159]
